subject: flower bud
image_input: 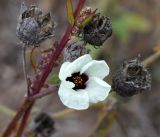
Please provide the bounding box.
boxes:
[112,56,151,97]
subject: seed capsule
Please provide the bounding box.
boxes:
[82,13,112,46]
[63,37,89,62]
[29,113,55,137]
[112,56,151,97]
[16,3,55,46]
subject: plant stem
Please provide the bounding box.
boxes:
[142,51,160,67]
[52,102,107,121]
[33,26,72,95]
[73,0,86,18]
[29,85,57,101]
[114,113,130,137]
[22,45,27,90]
[16,102,33,137]
[0,104,16,117]
[2,98,33,137]
[88,110,115,137]
[33,0,86,95]
[2,1,86,137]
[87,51,160,137]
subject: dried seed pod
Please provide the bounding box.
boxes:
[16,2,55,46]
[63,37,89,62]
[112,56,151,97]
[29,113,55,137]
[82,13,112,46]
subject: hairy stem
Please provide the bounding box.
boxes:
[2,98,33,137]
[16,102,33,137]
[2,1,86,137]
[33,0,86,94]
[29,85,57,101]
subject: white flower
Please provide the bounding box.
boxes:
[58,54,111,110]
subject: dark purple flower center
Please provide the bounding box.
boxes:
[66,72,88,90]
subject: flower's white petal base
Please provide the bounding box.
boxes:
[81,60,109,79]
[59,54,92,81]
[59,62,71,81]
[86,77,111,103]
[58,83,89,110]
[66,54,92,75]
[61,81,75,88]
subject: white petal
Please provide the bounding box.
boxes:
[61,81,75,88]
[66,54,92,77]
[59,62,71,81]
[58,83,89,110]
[81,60,109,79]
[86,77,111,103]
[59,54,92,81]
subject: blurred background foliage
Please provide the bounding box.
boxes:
[0,0,160,137]
[99,0,151,43]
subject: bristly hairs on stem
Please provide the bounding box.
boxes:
[32,0,87,94]
[2,1,87,137]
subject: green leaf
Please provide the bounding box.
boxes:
[48,74,60,85]
[66,0,75,25]
[123,13,151,32]
[112,12,151,43]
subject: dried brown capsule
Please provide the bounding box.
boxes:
[63,37,89,62]
[112,56,151,97]
[82,13,112,46]
[29,113,55,137]
[16,3,55,46]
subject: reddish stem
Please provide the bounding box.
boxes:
[16,102,33,137]
[33,0,86,94]
[73,0,86,17]
[2,1,86,137]
[33,26,72,94]
[2,98,33,137]
[30,85,57,101]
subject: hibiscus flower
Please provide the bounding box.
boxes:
[58,54,111,110]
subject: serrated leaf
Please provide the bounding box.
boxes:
[66,0,75,25]
[48,74,60,85]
